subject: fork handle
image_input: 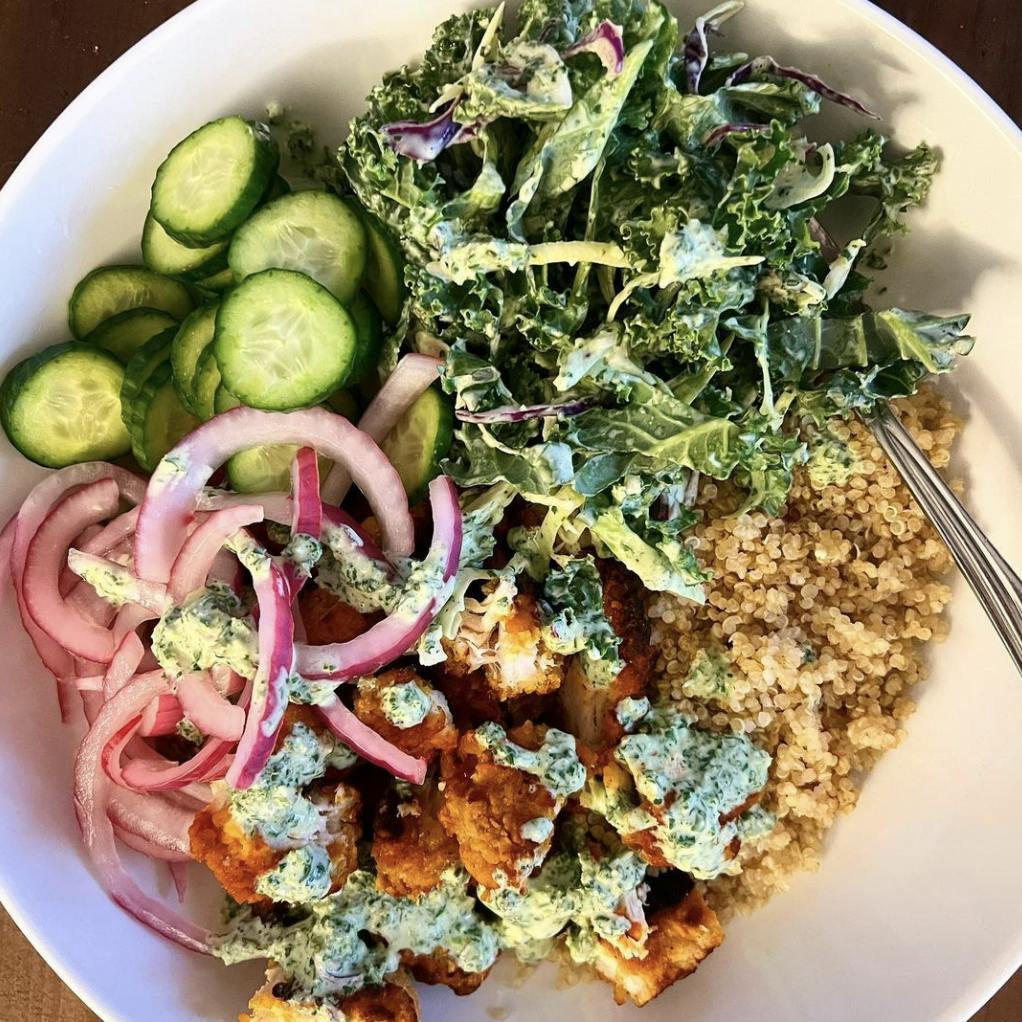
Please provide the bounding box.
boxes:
[868,403,1022,676]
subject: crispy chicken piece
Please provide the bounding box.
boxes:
[313,782,363,889]
[401,949,491,996]
[373,779,459,898]
[190,707,330,904]
[190,779,363,904]
[340,979,421,1022]
[483,590,564,699]
[300,587,378,646]
[242,974,420,1022]
[354,667,458,763]
[559,560,654,754]
[589,890,724,1007]
[189,802,278,905]
[441,579,564,701]
[439,723,560,890]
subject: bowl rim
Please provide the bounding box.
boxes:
[0,0,1020,1019]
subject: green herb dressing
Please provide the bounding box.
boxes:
[151,582,258,680]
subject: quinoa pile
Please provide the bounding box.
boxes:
[648,388,962,916]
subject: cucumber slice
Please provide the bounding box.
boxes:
[0,342,130,467]
[380,386,454,504]
[191,347,222,421]
[151,117,278,246]
[215,386,332,489]
[194,267,236,294]
[120,327,176,430]
[126,362,199,471]
[85,307,179,363]
[142,213,229,281]
[227,441,311,493]
[324,388,360,420]
[170,305,218,416]
[349,201,406,325]
[214,268,358,410]
[346,292,384,386]
[229,191,367,303]
[69,265,193,339]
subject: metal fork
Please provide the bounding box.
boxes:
[867,403,1022,675]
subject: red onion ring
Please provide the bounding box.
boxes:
[291,447,322,538]
[177,671,245,741]
[294,476,462,680]
[224,534,295,790]
[168,504,264,603]
[11,466,143,688]
[134,407,414,584]
[317,695,426,785]
[23,479,122,662]
[139,693,185,737]
[103,632,146,700]
[322,354,441,504]
[73,671,210,953]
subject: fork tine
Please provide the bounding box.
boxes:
[867,403,1022,676]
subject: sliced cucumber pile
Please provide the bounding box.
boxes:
[229,191,367,303]
[214,268,358,410]
[381,386,454,504]
[125,363,200,471]
[120,327,176,421]
[151,117,278,246]
[69,266,193,339]
[194,267,236,294]
[2,115,412,484]
[0,343,130,467]
[120,329,198,471]
[86,307,180,363]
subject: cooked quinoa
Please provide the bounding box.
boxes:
[648,388,962,917]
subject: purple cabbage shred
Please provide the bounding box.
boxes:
[562,20,625,76]
[456,397,599,424]
[381,105,483,163]
[728,57,881,119]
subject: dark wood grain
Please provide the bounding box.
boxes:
[0,1,1020,1020]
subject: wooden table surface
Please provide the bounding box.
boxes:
[1,0,1021,1019]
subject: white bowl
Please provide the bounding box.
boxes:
[2,1,1021,1019]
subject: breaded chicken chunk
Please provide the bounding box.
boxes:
[354,667,457,763]
[482,590,564,699]
[190,779,363,904]
[372,780,459,898]
[439,723,564,889]
[242,973,420,1022]
[588,889,724,1006]
[401,948,491,996]
[441,579,564,701]
[559,560,654,753]
[189,802,279,905]
[312,782,363,888]
[430,666,508,731]
[190,707,362,902]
